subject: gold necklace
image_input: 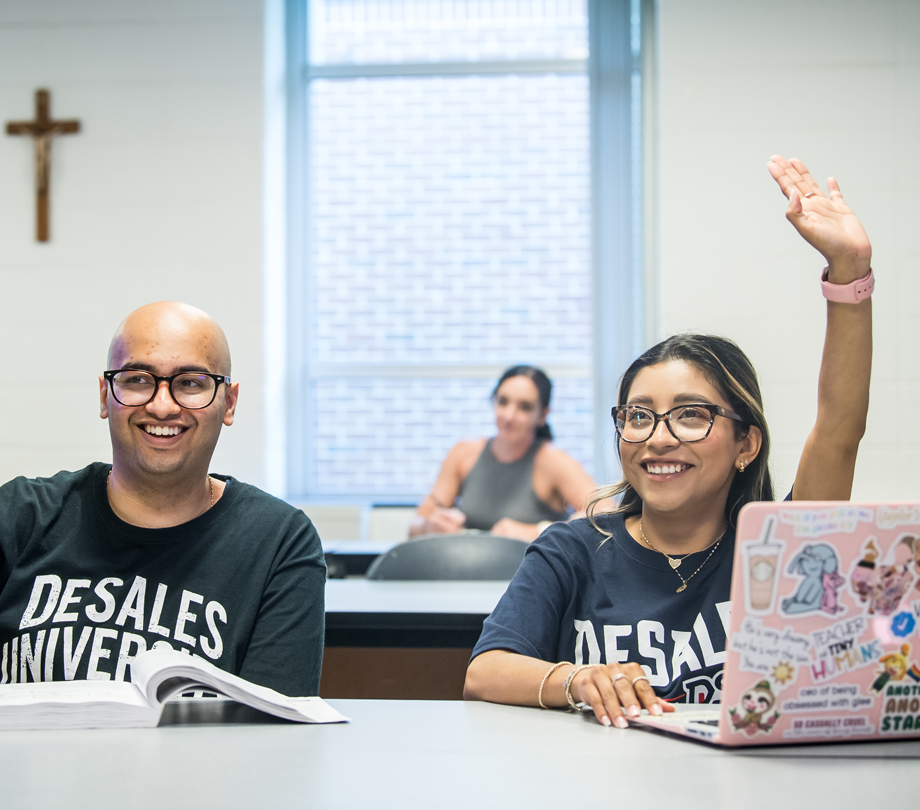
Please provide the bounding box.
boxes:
[639,518,726,593]
[107,471,214,508]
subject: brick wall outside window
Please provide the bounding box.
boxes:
[300,0,593,497]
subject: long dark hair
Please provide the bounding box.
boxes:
[589,334,773,531]
[492,365,554,441]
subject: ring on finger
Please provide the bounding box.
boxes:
[631,675,650,687]
[611,673,628,684]
[804,192,816,198]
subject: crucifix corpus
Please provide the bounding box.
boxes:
[6,89,81,242]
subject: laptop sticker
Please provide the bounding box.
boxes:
[781,542,847,617]
[878,644,920,735]
[740,515,786,615]
[871,644,917,693]
[809,615,879,682]
[849,535,916,617]
[729,617,809,690]
[728,679,780,736]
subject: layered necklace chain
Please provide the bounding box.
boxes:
[639,518,726,593]
[107,471,214,509]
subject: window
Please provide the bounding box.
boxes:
[284,0,645,500]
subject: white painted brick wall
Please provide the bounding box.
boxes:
[657,0,920,500]
[0,0,266,488]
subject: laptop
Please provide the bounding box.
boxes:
[631,501,920,746]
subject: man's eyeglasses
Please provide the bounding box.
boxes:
[612,403,745,444]
[103,370,231,410]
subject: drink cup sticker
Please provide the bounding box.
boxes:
[741,515,786,615]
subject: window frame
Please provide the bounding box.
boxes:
[281,0,649,501]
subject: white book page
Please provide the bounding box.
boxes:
[130,649,349,724]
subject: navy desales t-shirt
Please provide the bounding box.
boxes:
[472,513,735,704]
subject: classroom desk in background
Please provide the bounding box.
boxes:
[322,580,508,700]
[323,540,396,578]
[1,699,917,810]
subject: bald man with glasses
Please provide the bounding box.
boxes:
[0,302,325,695]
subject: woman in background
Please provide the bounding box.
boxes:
[410,366,597,542]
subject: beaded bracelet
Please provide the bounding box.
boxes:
[563,664,597,710]
[538,661,573,709]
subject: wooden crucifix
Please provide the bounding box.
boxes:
[6,89,81,242]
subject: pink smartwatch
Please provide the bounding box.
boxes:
[820,267,874,304]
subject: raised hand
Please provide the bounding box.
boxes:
[773,155,873,503]
[767,155,871,283]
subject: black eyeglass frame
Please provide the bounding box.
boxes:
[103,369,232,410]
[612,403,746,444]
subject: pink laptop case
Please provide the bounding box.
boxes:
[714,501,920,746]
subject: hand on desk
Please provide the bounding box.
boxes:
[412,511,544,541]
[490,517,540,542]
[420,506,467,535]
[573,662,675,729]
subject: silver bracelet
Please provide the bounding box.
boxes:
[563,664,597,710]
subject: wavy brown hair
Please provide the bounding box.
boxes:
[588,334,773,536]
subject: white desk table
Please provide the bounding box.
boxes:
[1,699,917,810]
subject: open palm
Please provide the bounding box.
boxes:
[767,155,871,273]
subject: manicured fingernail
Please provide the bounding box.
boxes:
[615,716,629,729]
[650,704,663,716]
[600,715,611,727]
[628,704,640,717]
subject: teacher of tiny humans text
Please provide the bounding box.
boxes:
[464,156,873,725]
[410,366,597,542]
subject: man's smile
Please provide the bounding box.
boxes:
[142,424,186,437]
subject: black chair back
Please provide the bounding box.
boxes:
[365,533,529,581]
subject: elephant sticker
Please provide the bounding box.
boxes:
[781,543,845,616]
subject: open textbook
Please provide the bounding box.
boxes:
[0,648,349,730]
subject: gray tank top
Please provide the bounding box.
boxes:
[457,439,570,531]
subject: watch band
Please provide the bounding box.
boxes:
[821,267,874,304]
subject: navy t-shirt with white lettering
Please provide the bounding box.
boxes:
[472,513,734,703]
[0,463,325,696]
